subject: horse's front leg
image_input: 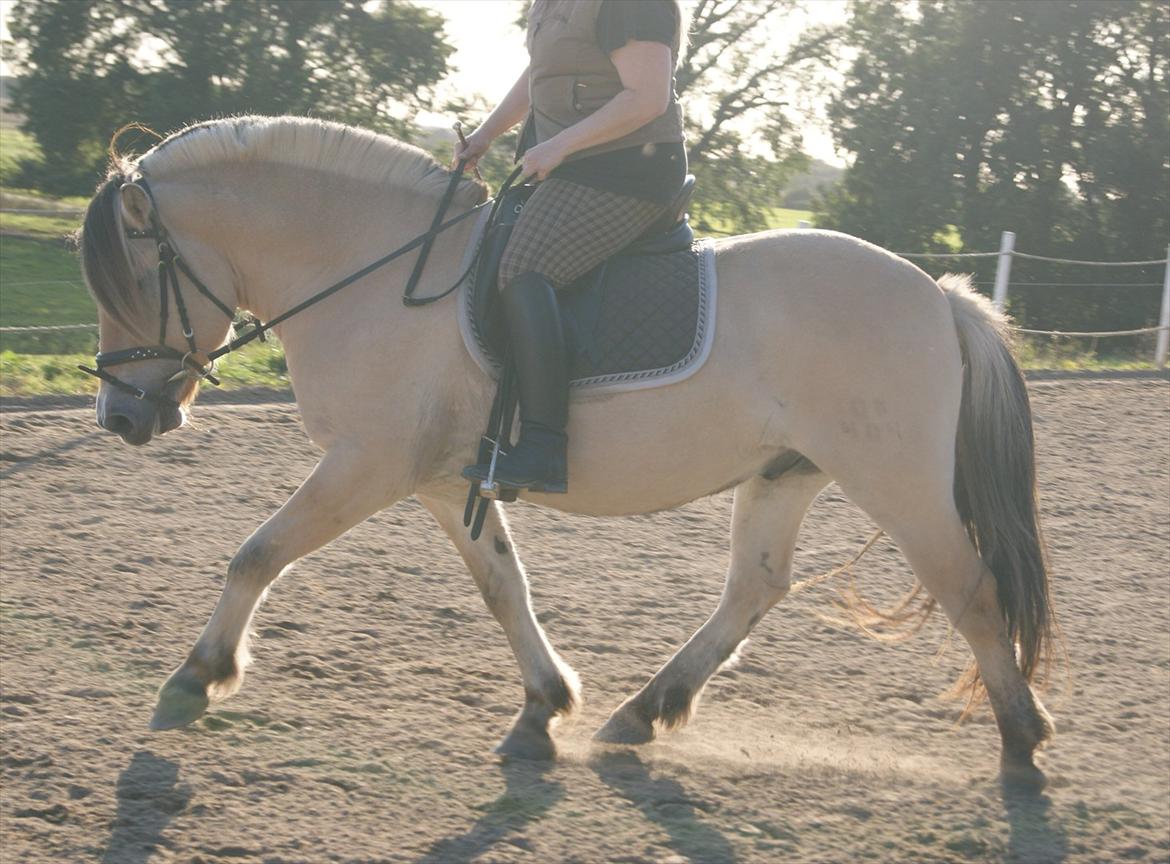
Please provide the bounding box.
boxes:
[152,448,397,730]
[419,493,580,760]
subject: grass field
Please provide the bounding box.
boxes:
[692,206,814,235]
[0,128,43,186]
[0,340,290,396]
[0,235,94,355]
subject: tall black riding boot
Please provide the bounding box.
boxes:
[463,271,568,493]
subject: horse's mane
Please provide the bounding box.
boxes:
[139,115,486,206]
[80,115,486,333]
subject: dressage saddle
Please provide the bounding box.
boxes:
[470,174,697,361]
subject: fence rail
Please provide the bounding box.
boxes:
[861,228,1167,366]
[0,323,98,332]
[0,208,85,216]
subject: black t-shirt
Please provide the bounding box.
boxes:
[548,0,687,203]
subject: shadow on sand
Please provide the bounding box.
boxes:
[0,431,102,480]
[591,749,737,864]
[100,751,191,864]
[1002,785,1069,864]
[414,759,565,863]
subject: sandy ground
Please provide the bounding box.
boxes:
[1,378,1167,864]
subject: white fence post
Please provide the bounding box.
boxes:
[1157,244,1170,368]
[797,219,810,229]
[992,230,1015,313]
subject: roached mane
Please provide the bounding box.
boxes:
[79,115,487,335]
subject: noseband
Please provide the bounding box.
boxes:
[81,162,523,408]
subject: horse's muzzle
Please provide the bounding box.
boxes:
[97,390,183,445]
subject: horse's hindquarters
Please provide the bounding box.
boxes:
[533,231,964,517]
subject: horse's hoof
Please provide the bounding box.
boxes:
[150,670,209,731]
[1000,758,1047,794]
[495,727,557,761]
[594,707,655,745]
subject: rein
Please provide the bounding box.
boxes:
[81,161,525,407]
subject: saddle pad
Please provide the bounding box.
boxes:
[457,210,717,395]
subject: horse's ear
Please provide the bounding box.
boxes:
[119,182,152,231]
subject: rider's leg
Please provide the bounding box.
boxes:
[463,179,666,492]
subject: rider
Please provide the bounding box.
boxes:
[459,0,687,494]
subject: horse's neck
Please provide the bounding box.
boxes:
[183,161,479,435]
[206,163,463,325]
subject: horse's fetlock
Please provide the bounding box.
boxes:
[657,683,698,730]
[526,669,579,718]
[186,644,244,698]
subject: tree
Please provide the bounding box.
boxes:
[5,0,454,194]
[479,0,838,232]
[815,0,1169,335]
[675,0,839,231]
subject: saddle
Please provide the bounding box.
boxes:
[467,174,710,385]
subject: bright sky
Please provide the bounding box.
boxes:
[0,0,846,164]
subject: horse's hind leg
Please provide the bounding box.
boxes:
[829,471,1054,788]
[419,494,580,760]
[152,449,395,730]
[595,466,829,744]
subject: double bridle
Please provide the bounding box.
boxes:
[81,162,524,408]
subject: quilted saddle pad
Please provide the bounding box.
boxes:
[457,211,717,395]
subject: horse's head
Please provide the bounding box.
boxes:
[80,167,238,445]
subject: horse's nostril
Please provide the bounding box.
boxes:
[105,413,136,437]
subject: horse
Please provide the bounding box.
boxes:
[78,115,1057,789]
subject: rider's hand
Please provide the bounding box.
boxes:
[520,139,568,182]
[453,128,492,172]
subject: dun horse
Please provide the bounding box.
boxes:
[79,116,1056,788]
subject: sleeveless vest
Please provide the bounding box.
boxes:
[519,0,685,164]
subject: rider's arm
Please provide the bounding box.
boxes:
[455,68,531,169]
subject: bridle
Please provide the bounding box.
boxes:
[81,161,525,408]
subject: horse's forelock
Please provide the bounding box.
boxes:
[80,166,153,340]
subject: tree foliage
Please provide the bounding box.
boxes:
[5,0,453,194]
[677,0,837,231]
[815,0,1168,333]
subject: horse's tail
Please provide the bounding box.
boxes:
[939,273,1057,702]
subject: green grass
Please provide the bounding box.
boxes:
[1013,336,1158,371]
[764,206,815,229]
[0,340,291,396]
[0,185,86,240]
[1,209,84,238]
[0,236,89,324]
[0,235,94,354]
[0,350,96,395]
[0,129,43,185]
[692,206,814,236]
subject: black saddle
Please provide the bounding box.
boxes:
[471,174,696,361]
